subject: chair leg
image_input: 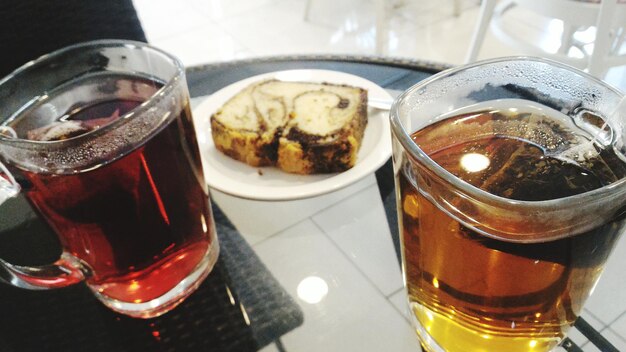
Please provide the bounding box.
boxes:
[464,0,497,63]
[375,0,390,55]
[558,23,577,55]
[610,27,625,55]
[453,0,461,17]
[304,0,313,22]
[588,0,618,77]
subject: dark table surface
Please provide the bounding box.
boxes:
[0,55,618,352]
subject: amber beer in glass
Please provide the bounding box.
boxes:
[0,40,219,318]
[390,57,626,351]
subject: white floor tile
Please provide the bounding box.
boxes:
[187,0,281,21]
[304,0,375,31]
[132,0,210,41]
[390,6,529,65]
[312,184,403,296]
[211,174,376,246]
[388,288,411,323]
[253,220,421,352]
[584,236,626,325]
[395,0,468,31]
[216,1,376,57]
[150,24,251,67]
[214,1,314,45]
[610,312,626,340]
[251,25,373,57]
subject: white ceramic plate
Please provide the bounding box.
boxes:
[192,69,392,201]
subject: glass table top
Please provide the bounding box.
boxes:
[0,56,621,352]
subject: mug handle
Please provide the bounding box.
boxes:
[0,161,85,290]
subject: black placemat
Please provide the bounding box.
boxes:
[212,203,304,348]
[0,198,303,351]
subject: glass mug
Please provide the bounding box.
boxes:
[0,40,219,318]
[390,57,625,352]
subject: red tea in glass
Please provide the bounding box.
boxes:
[0,41,218,318]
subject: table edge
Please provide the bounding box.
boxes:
[185,54,454,74]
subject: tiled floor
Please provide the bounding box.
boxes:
[133,0,626,89]
[136,0,626,350]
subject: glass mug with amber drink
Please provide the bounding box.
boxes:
[390,57,625,351]
[0,40,219,318]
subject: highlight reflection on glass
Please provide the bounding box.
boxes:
[460,153,490,173]
[297,276,329,304]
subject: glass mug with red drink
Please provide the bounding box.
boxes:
[391,57,625,351]
[0,40,219,318]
